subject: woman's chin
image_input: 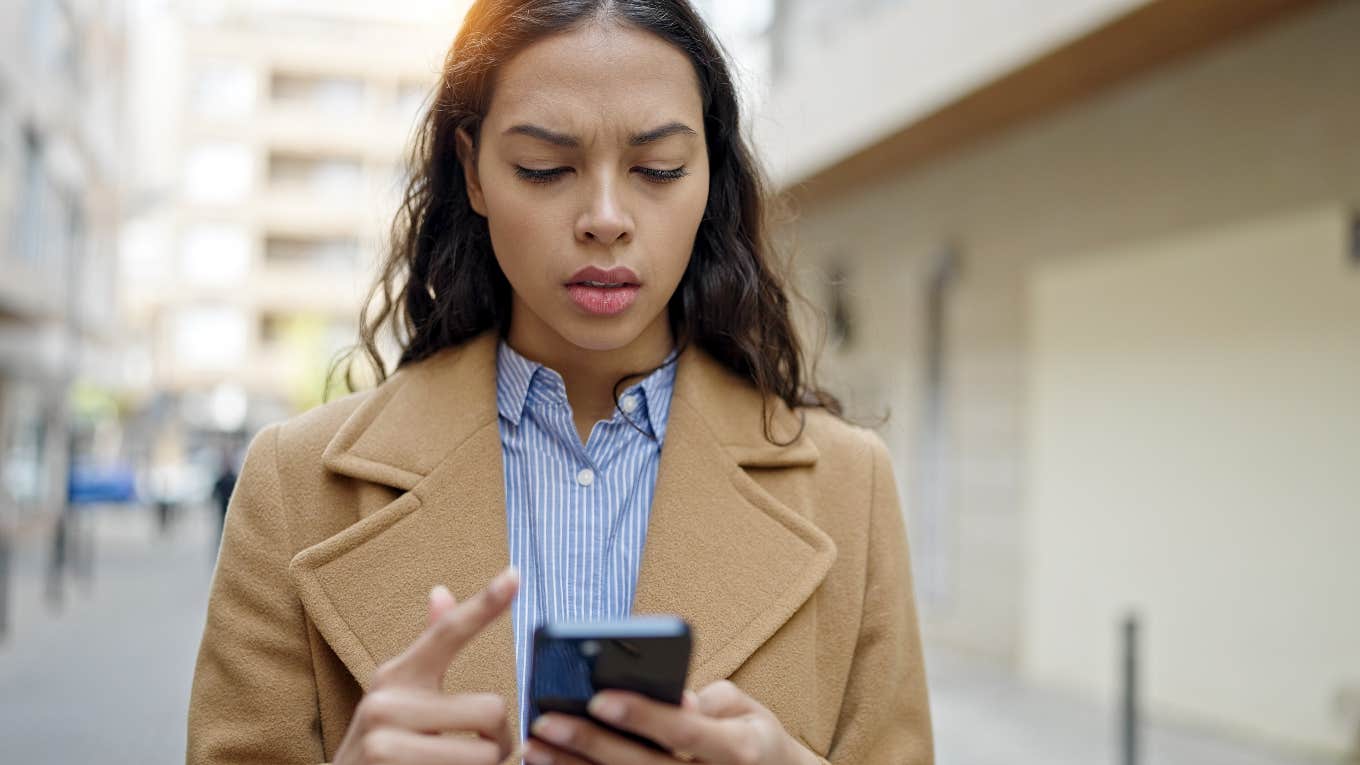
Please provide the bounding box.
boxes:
[558,324,648,354]
[552,312,669,356]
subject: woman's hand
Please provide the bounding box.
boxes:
[333,567,520,765]
[523,679,821,765]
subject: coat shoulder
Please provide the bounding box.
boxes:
[796,407,899,533]
[270,387,378,465]
[800,406,890,468]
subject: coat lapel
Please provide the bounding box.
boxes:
[634,347,836,689]
[288,330,837,737]
[288,332,519,725]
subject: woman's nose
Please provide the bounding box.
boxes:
[575,179,633,246]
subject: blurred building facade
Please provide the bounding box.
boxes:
[759,0,1359,758]
[119,0,464,447]
[0,1,128,592]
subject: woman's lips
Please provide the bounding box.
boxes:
[566,265,640,286]
[566,283,640,316]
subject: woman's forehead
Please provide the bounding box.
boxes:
[485,22,704,140]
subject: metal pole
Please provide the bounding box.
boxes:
[0,530,10,639]
[1120,612,1141,765]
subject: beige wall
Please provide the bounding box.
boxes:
[759,0,1145,186]
[1024,205,1360,754]
[785,0,1360,676]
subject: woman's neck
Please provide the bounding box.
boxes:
[505,305,674,445]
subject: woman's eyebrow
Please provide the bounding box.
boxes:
[628,121,697,146]
[502,121,697,148]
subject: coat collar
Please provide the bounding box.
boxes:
[493,337,677,442]
[318,330,818,486]
[290,330,833,748]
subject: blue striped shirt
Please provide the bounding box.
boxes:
[495,340,677,739]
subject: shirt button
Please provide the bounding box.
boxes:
[576,467,595,486]
[619,395,639,414]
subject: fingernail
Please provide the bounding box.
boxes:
[532,715,568,744]
[588,694,624,723]
[430,584,452,601]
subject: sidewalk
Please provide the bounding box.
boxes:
[0,505,1336,764]
[0,504,216,765]
[927,645,1332,765]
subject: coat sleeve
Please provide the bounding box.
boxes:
[820,434,934,764]
[187,424,329,764]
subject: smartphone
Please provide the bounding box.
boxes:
[527,615,692,753]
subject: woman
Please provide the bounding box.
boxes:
[186,1,932,763]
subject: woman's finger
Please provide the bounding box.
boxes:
[682,689,700,711]
[530,713,674,765]
[523,737,594,765]
[427,584,458,628]
[357,726,503,765]
[695,679,758,718]
[586,690,745,763]
[355,689,510,756]
[374,566,519,689]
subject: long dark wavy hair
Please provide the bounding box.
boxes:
[332,0,842,443]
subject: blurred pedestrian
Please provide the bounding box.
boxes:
[148,428,183,536]
[186,2,932,764]
[210,452,237,548]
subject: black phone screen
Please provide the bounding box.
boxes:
[528,616,692,753]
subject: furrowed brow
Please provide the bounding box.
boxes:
[503,123,580,148]
[629,121,698,146]
[502,121,697,148]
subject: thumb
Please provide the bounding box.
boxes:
[695,680,755,719]
[682,689,700,711]
[427,584,458,629]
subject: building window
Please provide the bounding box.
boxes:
[192,61,257,119]
[183,142,254,203]
[28,0,75,86]
[171,306,249,371]
[258,312,355,358]
[258,311,288,347]
[263,234,360,267]
[181,224,252,286]
[270,72,364,115]
[268,152,363,195]
[17,130,45,262]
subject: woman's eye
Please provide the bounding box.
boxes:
[514,166,570,184]
[636,166,688,183]
[513,165,687,184]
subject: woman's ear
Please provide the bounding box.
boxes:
[455,127,488,217]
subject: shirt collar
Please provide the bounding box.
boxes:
[495,340,678,439]
[494,340,539,427]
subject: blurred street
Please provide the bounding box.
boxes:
[0,506,215,764]
[0,504,1330,765]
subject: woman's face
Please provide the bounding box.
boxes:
[458,21,709,356]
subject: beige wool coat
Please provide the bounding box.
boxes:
[186,330,933,764]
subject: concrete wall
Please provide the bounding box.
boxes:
[1025,205,1360,754]
[758,0,1145,186]
[784,0,1360,697]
